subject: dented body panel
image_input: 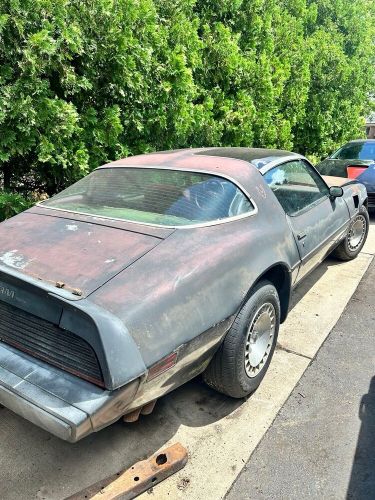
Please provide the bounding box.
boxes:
[0,147,368,441]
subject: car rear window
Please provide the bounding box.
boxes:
[331,143,375,160]
[41,167,254,227]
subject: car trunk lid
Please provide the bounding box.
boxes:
[0,210,170,299]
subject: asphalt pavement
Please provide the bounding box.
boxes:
[226,259,375,500]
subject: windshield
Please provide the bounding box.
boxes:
[41,167,254,227]
[331,142,375,160]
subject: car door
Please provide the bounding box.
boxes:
[264,159,350,282]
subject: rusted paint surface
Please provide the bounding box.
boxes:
[104,147,259,190]
[67,443,188,500]
[0,212,164,298]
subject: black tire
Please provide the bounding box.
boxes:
[332,205,369,261]
[203,280,280,398]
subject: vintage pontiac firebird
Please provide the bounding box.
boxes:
[0,148,369,441]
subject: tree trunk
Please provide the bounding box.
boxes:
[2,163,11,190]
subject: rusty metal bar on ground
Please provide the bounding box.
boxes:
[66,443,188,500]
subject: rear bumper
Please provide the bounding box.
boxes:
[0,372,86,441]
[0,343,140,442]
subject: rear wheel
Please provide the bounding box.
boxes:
[203,280,280,398]
[332,205,369,261]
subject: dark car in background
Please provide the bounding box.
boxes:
[316,139,375,209]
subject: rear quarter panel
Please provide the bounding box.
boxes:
[324,177,367,217]
[89,173,300,371]
[343,183,368,217]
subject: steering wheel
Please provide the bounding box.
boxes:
[192,179,226,209]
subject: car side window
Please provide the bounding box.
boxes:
[263,160,329,216]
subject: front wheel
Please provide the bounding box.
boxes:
[332,205,369,261]
[203,280,280,398]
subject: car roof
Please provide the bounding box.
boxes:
[193,147,296,163]
[345,139,375,144]
[102,147,301,185]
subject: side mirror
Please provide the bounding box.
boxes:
[329,186,344,200]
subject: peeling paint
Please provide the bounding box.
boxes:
[0,213,162,298]
[0,250,28,270]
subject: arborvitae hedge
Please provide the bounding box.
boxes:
[0,0,374,194]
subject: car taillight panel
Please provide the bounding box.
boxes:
[346,166,367,179]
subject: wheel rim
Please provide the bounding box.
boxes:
[347,215,366,251]
[245,303,276,378]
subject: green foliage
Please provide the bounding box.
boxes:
[0,0,374,196]
[0,191,33,221]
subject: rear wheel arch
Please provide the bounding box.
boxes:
[203,279,281,398]
[247,263,292,323]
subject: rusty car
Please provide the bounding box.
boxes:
[0,147,369,441]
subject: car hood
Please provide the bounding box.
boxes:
[316,158,374,177]
[0,210,168,299]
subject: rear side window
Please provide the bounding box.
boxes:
[41,167,254,227]
[264,160,329,216]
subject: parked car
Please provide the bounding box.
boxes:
[0,148,369,441]
[316,139,375,209]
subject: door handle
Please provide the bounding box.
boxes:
[297,232,307,241]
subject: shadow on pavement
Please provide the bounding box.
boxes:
[289,209,375,313]
[0,377,241,499]
[289,255,348,312]
[347,376,375,499]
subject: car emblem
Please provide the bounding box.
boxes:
[0,285,15,299]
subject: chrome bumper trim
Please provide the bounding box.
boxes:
[0,343,140,442]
